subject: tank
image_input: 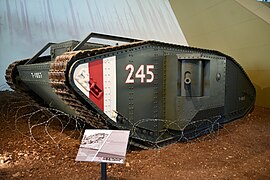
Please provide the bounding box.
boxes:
[5,32,256,148]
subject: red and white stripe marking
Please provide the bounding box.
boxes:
[73,56,117,122]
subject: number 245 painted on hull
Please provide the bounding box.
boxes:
[125,64,154,84]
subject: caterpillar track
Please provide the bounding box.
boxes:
[5,32,256,148]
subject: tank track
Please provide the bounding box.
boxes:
[5,59,29,91]
[48,53,109,129]
[5,61,17,90]
[6,40,255,148]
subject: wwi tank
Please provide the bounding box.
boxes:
[5,32,256,148]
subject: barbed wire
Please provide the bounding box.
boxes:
[0,89,225,150]
[126,115,224,148]
[0,90,86,151]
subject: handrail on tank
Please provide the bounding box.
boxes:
[25,42,55,65]
[25,32,141,65]
[73,32,142,51]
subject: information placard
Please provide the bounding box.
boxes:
[76,130,130,164]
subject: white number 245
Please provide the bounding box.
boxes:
[125,64,154,84]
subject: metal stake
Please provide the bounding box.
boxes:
[101,162,107,180]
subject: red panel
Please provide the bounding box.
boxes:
[88,60,104,111]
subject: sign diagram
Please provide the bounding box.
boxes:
[76,130,130,164]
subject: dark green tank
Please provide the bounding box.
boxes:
[5,33,256,148]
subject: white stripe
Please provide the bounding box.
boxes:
[73,63,89,97]
[103,56,117,122]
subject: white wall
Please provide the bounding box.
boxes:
[0,0,187,89]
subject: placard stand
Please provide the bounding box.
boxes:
[101,162,107,180]
[75,130,130,179]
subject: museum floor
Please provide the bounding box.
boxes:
[0,91,269,179]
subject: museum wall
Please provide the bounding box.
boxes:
[0,0,187,90]
[170,0,270,108]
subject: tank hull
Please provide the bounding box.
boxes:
[6,39,256,148]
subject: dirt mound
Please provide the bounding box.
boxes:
[0,91,269,179]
